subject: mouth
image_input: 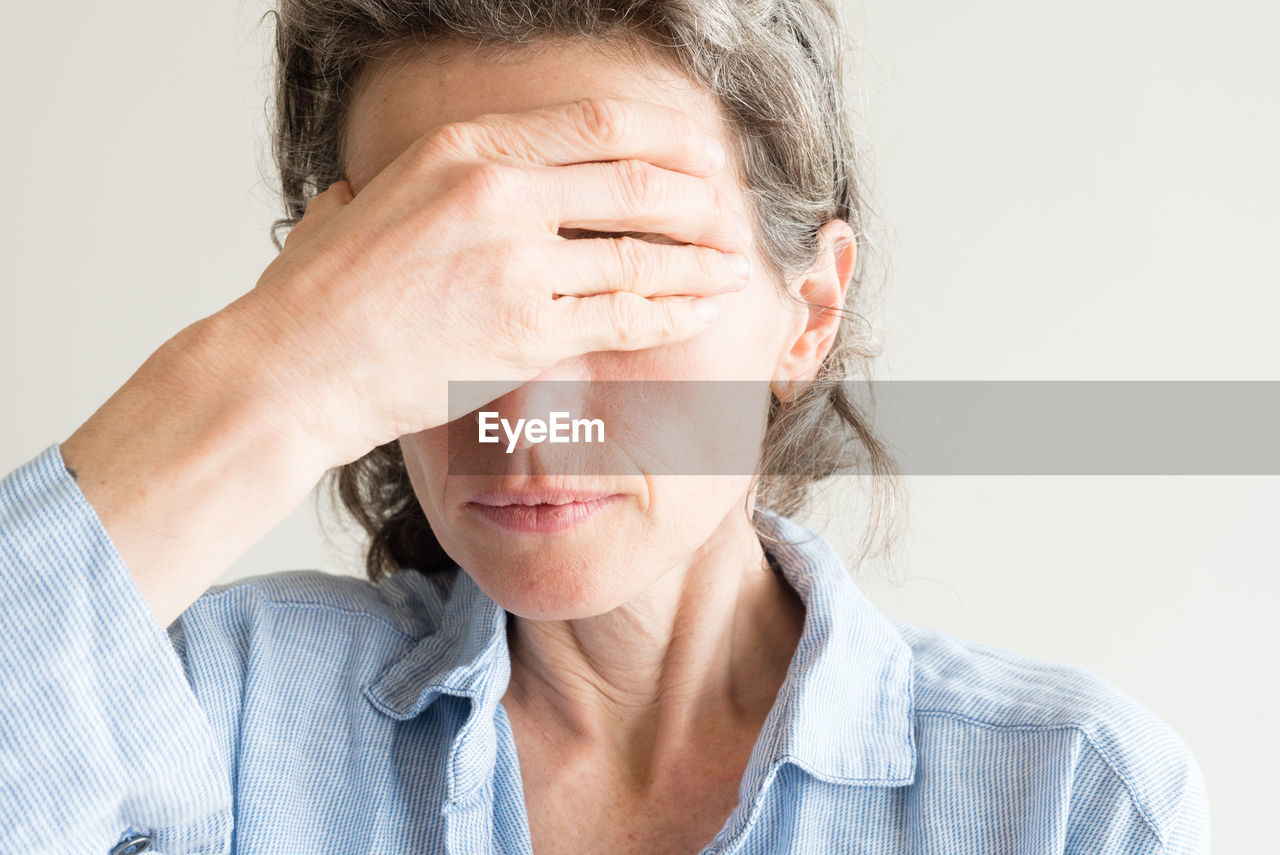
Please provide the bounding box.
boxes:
[464,490,625,534]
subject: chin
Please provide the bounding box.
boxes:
[456,537,644,621]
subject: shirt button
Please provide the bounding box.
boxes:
[109,834,152,854]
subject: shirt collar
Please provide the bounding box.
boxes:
[364,510,917,801]
[750,509,917,786]
[363,566,513,802]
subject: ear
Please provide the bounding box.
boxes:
[771,219,858,399]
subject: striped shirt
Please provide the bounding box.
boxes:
[0,442,1209,853]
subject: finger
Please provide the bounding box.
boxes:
[552,291,721,354]
[443,96,726,176]
[547,235,752,299]
[533,159,751,253]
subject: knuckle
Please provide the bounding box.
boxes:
[421,120,478,160]
[458,161,521,209]
[611,236,656,287]
[470,114,532,162]
[657,301,680,340]
[573,96,628,148]
[608,294,647,348]
[615,158,660,212]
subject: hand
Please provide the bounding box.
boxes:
[239,95,754,467]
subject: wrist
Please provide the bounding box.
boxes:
[59,303,341,626]
[188,292,359,472]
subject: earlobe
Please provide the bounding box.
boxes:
[769,376,799,404]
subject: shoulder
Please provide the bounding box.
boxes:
[891,619,1208,852]
[894,618,1154,733]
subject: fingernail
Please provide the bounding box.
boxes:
[693,297,718,322]
[735,213,753,244]
[726,252,752,278]
[706,137,726,171]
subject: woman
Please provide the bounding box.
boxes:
[0,1,1208,853]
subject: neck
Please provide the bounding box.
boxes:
[500,509,806,791]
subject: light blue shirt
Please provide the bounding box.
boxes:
[0,443,1209,854]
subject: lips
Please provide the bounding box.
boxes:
[468,489,620,507]
[464,490,624,533]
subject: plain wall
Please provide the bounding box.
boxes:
[2,0,1275,848]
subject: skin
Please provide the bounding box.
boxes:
[342,35,857,851]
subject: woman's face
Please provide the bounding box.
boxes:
[343,37,815,620]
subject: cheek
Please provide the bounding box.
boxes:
[398,431,451,512]
[690,283,791,379]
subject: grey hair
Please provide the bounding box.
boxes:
[261,0,908,582]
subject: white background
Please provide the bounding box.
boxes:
[2,1,1275,848]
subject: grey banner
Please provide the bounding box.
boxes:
[444,380,1280,475]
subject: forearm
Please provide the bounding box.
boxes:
[59,297,337,628]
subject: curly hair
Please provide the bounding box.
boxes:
[260,0,907,583]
